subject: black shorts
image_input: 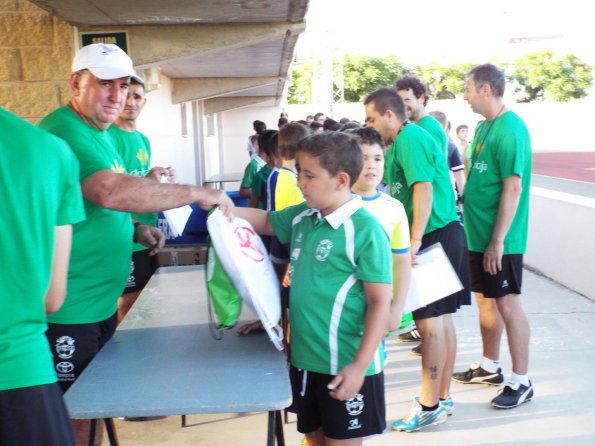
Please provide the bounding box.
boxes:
[289,366,386,440]
[413,221,471,321]
[269,236,290,264]
[0,383,75,446]
[123,249,158,294]
[469,251,523,298]
[45,312,117,393]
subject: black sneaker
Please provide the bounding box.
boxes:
[397,328,421,343]
[491,381,534,409]
[410,343,422,356]
[452,363,504,385]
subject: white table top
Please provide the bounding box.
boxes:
[64,265,291,419]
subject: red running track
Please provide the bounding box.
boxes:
[533,152,595,183]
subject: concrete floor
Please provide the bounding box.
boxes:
[101,269,595,445]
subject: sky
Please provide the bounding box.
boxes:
[296,0,594,66]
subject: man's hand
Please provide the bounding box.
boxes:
[388,307,403,332]
[135,224,165,255]
[327,363,366,401]
[196,189,235,219]
[410,238,422,265]
[483,239,504,275]
[237,320,264,336]
[147,167,177,183]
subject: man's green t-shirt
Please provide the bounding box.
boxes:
[383,123,459,234]
[270,197,392,376]
[464,110,532,254]
[39,106,134,324]
[417,114,448,158]
[1,108,85,390]
[109,125,156,252]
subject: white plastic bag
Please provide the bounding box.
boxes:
[207,208,284,350]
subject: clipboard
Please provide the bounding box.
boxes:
[403,242,464,313]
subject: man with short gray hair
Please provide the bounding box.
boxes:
[452,63,533,410]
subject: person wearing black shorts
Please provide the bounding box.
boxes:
[365,87,471,432]
[45,313,118,394]
[289,367,385,440]
[452,63,533,410]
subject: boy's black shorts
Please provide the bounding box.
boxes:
[0,383,75,446]
[45,312,117,393]
[289,365,386,440]
[469,251,523,298]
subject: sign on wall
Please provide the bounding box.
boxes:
[80,31,129,53]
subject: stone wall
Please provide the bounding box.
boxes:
[0,0,72,122]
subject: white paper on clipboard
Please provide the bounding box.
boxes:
[403,242,463,313]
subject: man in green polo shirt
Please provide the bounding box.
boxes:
[452,63,533,410]
[1,107,85,446]
[364,87,471,432]
[39,43,234,442]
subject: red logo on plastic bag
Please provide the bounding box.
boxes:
[234,226,264,262]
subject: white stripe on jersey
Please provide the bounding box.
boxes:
[329,273,357,375]
[329,218,357,374]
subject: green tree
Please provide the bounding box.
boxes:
[287,57,314,104]
[341,55,409,102]
[415,62,477,99]
[513,51,593,102]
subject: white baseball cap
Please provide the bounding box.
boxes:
[72,43,143,83]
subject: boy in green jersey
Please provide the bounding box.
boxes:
[225,132,392,445]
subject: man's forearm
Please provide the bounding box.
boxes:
[411,182,433,241]
[82,170,213,213]
[491,176,521,243]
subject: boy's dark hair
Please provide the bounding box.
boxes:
[346,126,386,152]
[277,117,289,128]
[309,121,323,131]
[338,120,362,132]
[279,122,310,160]
[456,124,469,133]
[297,131,363,187]
[258,129,279,159]
[364,88,407,121]
[395,76,429,106]
[253,120,267,134]
[322,118,338,131]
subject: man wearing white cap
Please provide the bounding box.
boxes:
[39,43,233,443]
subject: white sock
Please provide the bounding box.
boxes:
[480,357,501,373]
[510,373,530,387]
